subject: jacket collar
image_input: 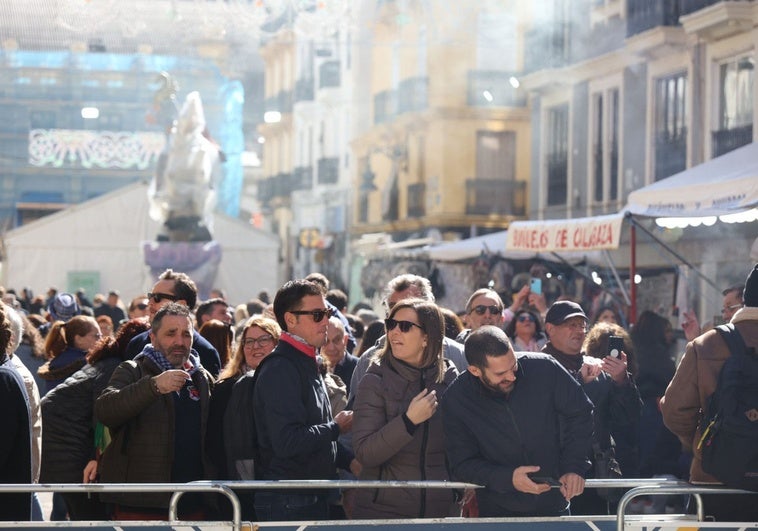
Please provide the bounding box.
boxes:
[280,332,317,359]
[732,306,758,324]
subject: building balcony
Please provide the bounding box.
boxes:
[294,78,314,103]
[467,70,526,107]
[626,0,680,37]
[712,124,752,158]
[680,0,721,17]
[293,165,313,190]
[374,89,398,125]
[317,157,339,185]
[407,182,426,218]
[264,90,293,114]
[654,130,687,181]
[524,23,572,73]
[398,77,428,114]
[318,61,341,89]
[465,179,526,216]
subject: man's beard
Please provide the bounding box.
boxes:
[165,347,190,368]
[481,371,514,395]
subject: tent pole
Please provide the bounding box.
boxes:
[630,221,637,325]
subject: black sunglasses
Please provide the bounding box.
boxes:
[385,318,425,333]
[289,308,334,323]
[471,305,501,316]
[147,292,178,304]
[517,314,536,323]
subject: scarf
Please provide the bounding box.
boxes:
[280,332,317,359]
[135,343,201,375]
[543,342,583,379]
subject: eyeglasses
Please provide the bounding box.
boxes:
[385,318,425,333]
[722,303,743,314]
[471,305,502,316]
[289,308,334,323]
[147,292,178,304]
[517,314,536,323]
[243,335,275,349]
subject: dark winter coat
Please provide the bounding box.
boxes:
[353,355,458,519]
[40,356,121,483]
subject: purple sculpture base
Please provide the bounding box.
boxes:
[142,240,222,300]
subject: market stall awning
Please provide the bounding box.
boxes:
[626,141,758,219]
[505,213,625,253]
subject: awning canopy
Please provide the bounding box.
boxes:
[626,141,758,218]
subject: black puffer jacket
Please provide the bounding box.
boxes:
[40,357,120,483]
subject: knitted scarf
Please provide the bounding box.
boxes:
[134,344,201,375]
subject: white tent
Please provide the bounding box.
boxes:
[1,182,280,303]
[626,141,758,219]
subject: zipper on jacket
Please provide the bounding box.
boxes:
[419,372,428,518]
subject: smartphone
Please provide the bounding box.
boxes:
[528,474,561,487]
[530,277,542,295]
[607,335,624,358]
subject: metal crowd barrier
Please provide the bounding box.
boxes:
[0,478,754,530]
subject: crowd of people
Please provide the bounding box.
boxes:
[0,262,756,523]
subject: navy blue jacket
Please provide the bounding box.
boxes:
[441,352,593,517]
[125,330,221,378]
[253,335,349,486]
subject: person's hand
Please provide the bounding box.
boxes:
[512,465,552,495]
[601,351,629,385]
[682,309,701,342]
[510,285,530,312]
[153,369,190,394]
[559,472,585,501]
[82,460,98,484]
[406,389,438,425]
[334,409,353,433]
[579,357,602,383]
[349,458,362,477]
[527,292,548,314]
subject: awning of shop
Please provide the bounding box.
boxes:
[505,213,625,253]
[625,141,758,225]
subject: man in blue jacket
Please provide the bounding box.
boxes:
[441,325,593,517]
[253,279,355,521]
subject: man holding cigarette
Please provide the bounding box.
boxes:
[95,302,213,520]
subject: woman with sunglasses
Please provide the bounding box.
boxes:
[206,316,281,518]
[352,298,459,519]
[504,309,547,353]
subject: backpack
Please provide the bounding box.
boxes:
[698,324,758,490]
[222,352,308,480]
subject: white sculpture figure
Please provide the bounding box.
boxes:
[149,90,221,242]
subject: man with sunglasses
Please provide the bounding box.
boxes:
[252,279,356,522]
[124,269,221,377]
[455,288,506,344]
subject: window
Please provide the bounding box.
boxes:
[30,110,56,129]
[591,88,619,203]
[719,56,753,130]
[654,72,687,180]
[476,131,515,180]
[546,104,569,206]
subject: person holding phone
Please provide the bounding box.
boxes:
[543,302,641,515]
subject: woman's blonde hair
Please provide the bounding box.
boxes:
[219,316,281,380]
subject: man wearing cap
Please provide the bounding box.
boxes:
[125,269,221,377]
[543,300,640,514]
[662,264,758,521]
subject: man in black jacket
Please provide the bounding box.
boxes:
[253,279,355,521]
[125,269,221,377]
[441,325,593,517]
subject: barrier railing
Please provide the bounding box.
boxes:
[0,478,753,530]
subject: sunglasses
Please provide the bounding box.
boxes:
[289,308,334,323]
[243,335,275,349]
[135,303,148,310]
[385,318,425,333]
[517,314,536,323]
[471,305,501,316]
[147,292,178,304]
